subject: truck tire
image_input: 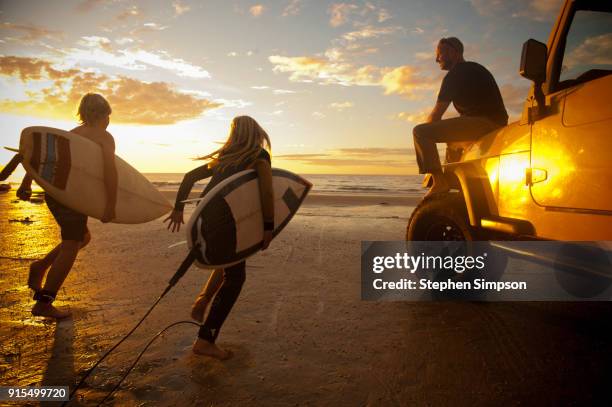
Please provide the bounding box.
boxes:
[406,192,476,241]
[406,192,509,297]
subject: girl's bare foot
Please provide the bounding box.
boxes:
[31,302,71,319]
[190,297,211,323]
[28,261,47,291]
[192,338,232,360]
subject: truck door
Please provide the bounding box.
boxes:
[530,8,612,212]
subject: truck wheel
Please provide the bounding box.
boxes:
[406,193,509,299]
[406,192,476,241]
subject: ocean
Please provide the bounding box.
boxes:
[143,173,426,197]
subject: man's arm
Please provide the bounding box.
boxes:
[100,132,118,223]
[426,101,450,123]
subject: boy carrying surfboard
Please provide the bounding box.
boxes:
[165,115,274,360]
[16,93,118,319]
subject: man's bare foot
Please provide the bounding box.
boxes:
[192,338,232,360]
[190,298,211,323]
[28,261,47,291]
[31,302,71,319]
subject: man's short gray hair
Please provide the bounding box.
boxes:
[439,37,464,55]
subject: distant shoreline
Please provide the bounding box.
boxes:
[160,189,423,207]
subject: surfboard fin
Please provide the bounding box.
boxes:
[4,146,20,153]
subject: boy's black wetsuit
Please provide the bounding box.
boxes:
[174,149,271,343]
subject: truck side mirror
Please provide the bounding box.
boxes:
[520,39,547,84]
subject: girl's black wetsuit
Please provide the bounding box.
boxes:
[174,149,271,343]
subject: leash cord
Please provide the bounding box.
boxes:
[96,320,200,406]
[62,246,200,406]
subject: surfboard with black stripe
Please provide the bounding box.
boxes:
[19,126,172,224]
[186,168,312,268]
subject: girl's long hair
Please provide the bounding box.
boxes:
[198,116,271,172]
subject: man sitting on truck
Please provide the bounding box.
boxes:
[413,37,508,197]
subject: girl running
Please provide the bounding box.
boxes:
[165,115,274,360]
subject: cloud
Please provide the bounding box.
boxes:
[328,3,359,27]
[0,56,79,82]
[251,85,269,90]
[117,5,144,21]
[270,53,436,98]
[336,147,415,156]
[378,8,391,23]
[329,101,354,111]
[140,22,169,31]
[173,0,191,16]
[328,2,393,27]
[61,40,210,78]
[312,111,326,119]
[341,25,400,42]
[320,25,402,63]
[470,0,563,22]
[250,5,265,17]
[78,36,114,52]
[0,22,63,43]
[276,153,331,159]
[499,83,529,119]
[415,51,433,61]
[380,66,436,98]
[75,0,106,13]
[212,98,252,108]
[273,88,296,94]
[275,148,415,167]
[0,56,221,125]
[282,0,303,17]
[395,110,429,124]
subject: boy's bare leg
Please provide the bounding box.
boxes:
[28,245,60,291]
[29,232,90,291]
[191,268,224,322]
[31,240,80,319]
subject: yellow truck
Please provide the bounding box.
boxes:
[407,0,612,242]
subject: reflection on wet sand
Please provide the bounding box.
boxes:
[1,189,59,387]
[41,320,75,388]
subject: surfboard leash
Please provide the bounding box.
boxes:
[95,320,201,406]
[63,244,200,406]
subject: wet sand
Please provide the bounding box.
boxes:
[1,190,611,406]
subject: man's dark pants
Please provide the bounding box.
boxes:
[413,116,501,174]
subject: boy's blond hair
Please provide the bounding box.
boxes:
[78,93,112,125]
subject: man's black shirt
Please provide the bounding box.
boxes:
[437,61,508,126]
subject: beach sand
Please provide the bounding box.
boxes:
[1,190,611,406]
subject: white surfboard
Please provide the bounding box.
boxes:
[19,126,172,224]
[186,168,312,268]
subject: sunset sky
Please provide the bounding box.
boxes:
[0,0,562,176]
